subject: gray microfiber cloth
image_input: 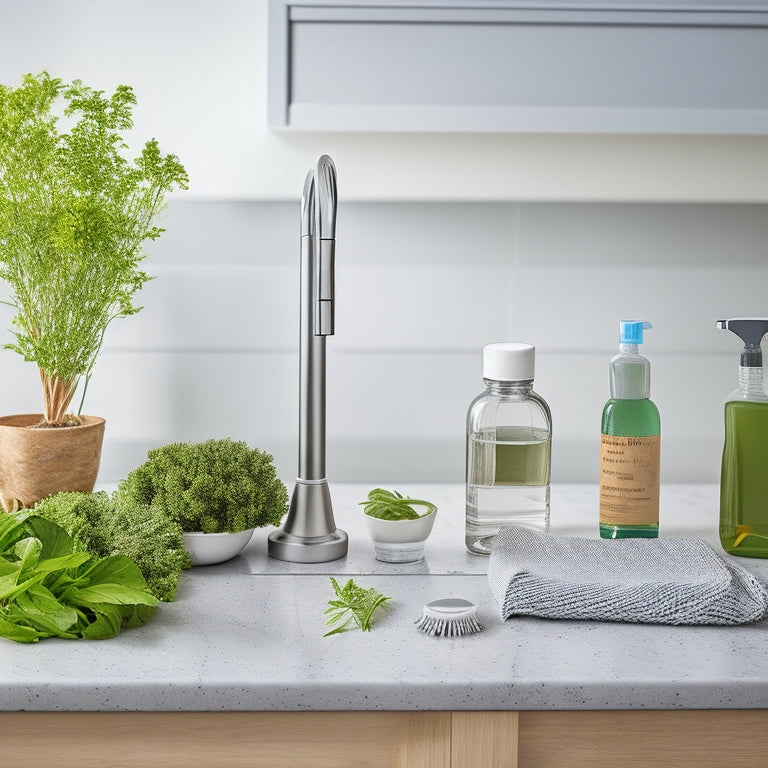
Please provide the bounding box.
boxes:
[487,526,768,626]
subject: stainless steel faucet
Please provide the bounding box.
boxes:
[268,155,348,563]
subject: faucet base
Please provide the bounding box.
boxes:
[267,528,348,563]
[268,479,348,563]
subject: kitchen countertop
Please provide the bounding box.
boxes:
[3,483,768,713]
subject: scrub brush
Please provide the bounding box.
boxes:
[415,598,484,637]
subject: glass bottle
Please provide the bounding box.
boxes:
[599,321,661,539]
[465,342,552,556]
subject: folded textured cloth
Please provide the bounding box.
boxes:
[487,526,768,626]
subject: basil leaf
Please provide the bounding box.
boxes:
[15,537,43,577]
[21,584,79,633]
[0,571,46,602]
[118,603,158,629]
[35,552,93,573]
[0,513,32,553]
[10,593,77,637]
[68,584,158,607]
[80,604,124,640]
[359,488,436,520]
[82,555,151,592]
[0,614,43,643]
[24,516,74,558]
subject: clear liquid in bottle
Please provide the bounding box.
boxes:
[466,426,551,555]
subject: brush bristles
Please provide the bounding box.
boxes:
[415,612,485,637]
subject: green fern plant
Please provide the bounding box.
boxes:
[0,72,188,426]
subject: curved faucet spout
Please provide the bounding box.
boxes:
[300,169,315,238]
[316,154,337,240]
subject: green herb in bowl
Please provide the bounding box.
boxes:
[359,489,437,521]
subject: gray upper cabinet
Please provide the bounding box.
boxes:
[268,0,768,133]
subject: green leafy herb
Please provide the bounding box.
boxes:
[32,490,191,602]
[0,512,158,643]
[359,488,437,521]
[0,72,188,425]
[323,577,391,637]
[117,439,288,534]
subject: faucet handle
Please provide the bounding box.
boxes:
[315,238,334,336]
[316,300,334,336]
[314,155,336,337]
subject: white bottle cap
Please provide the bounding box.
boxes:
[483,342,535,381]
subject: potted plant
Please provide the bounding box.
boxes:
[0,72,187,511]
[117,439,289,565]
[360,488,438,563]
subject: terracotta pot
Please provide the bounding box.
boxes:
[0,414,106,512]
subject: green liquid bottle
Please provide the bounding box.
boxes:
[717,318,768,559]
[599,321,661,539]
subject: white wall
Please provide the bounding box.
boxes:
[0,0,766,202]
[0,2,766,489]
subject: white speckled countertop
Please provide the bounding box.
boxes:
[3,484,768,712]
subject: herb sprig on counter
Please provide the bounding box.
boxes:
[323,577,391,636]
[359,489,437,521]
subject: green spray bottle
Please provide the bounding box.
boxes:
[717,318,768,558]
[599,321,661,539]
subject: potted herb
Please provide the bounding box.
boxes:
[117,439,289,565]
[360,488,437,563]
[0,72,187,511]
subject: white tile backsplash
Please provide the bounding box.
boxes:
[513,265,768,353]
[327,351,477,440]
[0,200,765,486]
[335,265,512,351]
[104,266,298,351]
[518,203,768,268]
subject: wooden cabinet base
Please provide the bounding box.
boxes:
[519,710,768,768]
[0,709,765,768]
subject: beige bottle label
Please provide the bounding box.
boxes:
[599,434,660,526]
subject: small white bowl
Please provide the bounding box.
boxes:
[183,529,254,566]
[364,509,437,563]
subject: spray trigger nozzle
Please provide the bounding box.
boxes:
[717,318,768,368]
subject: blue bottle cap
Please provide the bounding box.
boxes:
[619,321,652,345]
